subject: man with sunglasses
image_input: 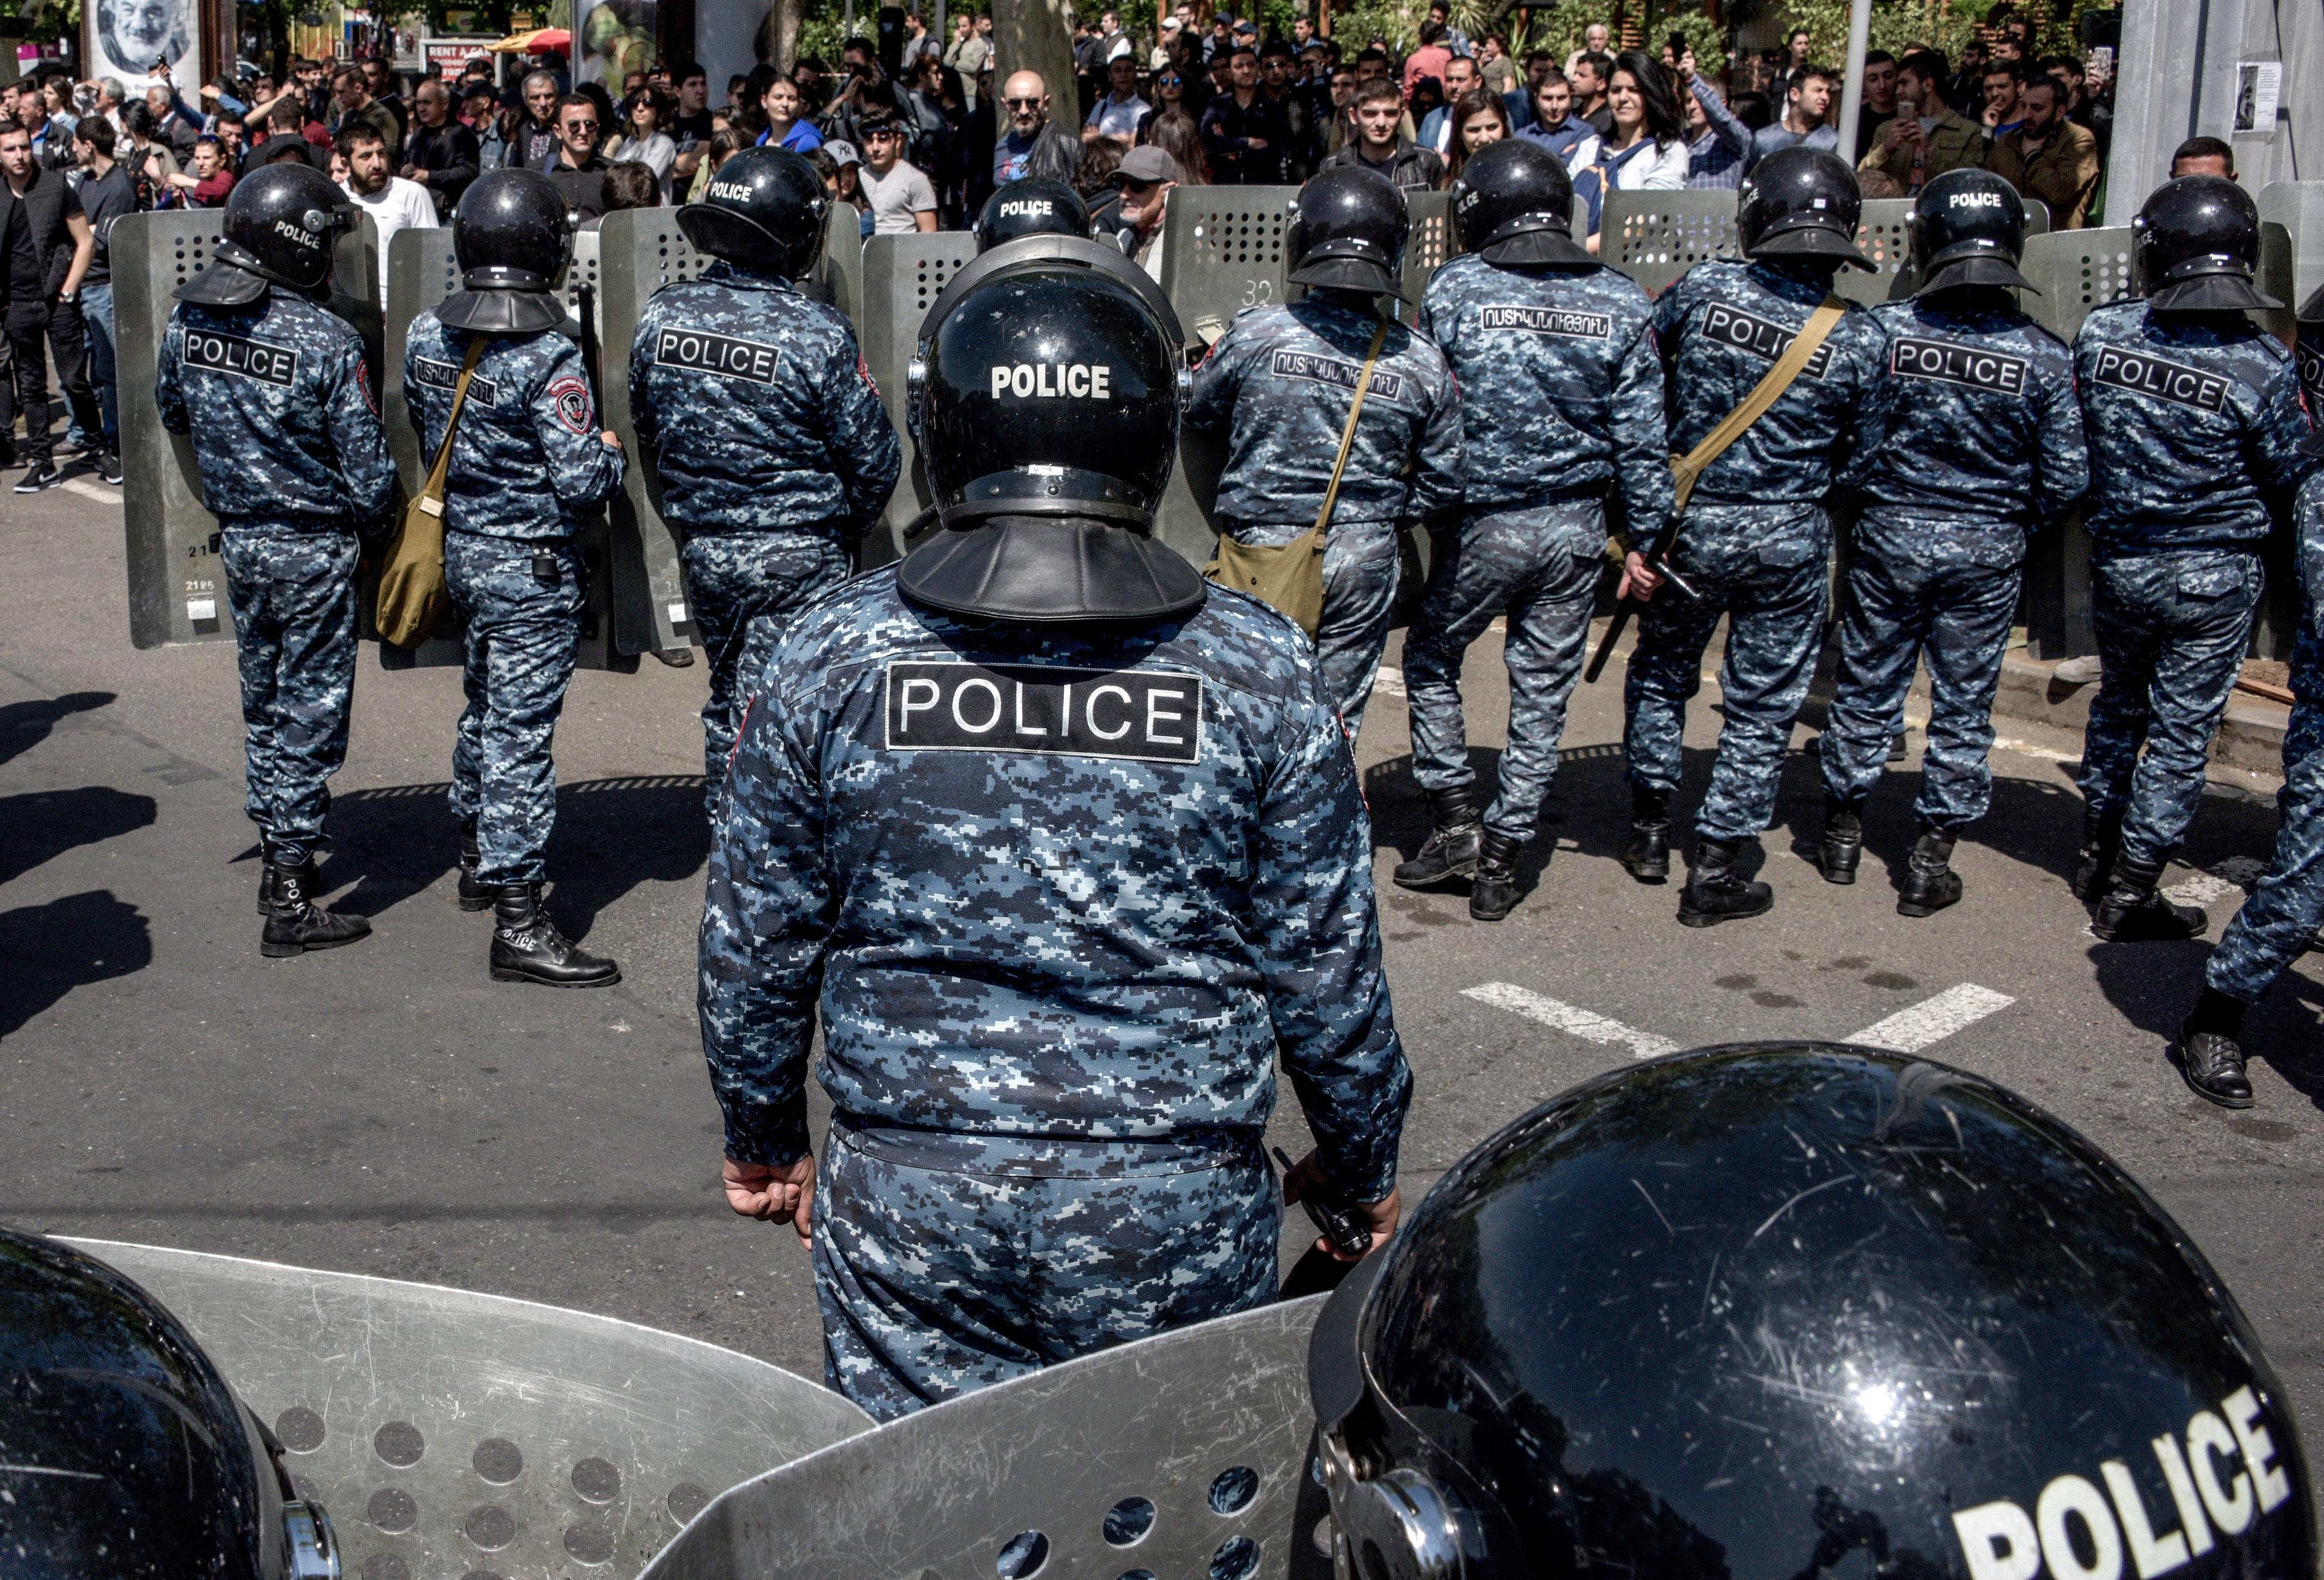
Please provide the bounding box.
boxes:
[1112,144,1178,277]
[992,70,1076,185]
[545,93,610,218]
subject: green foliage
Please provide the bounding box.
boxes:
[21,0,84,48]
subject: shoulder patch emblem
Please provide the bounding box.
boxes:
[549,375,594,434]
[856,353,880,398]
[356,359,378,415]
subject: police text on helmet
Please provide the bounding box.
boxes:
[988,363,1112,399]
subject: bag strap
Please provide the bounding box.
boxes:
[1669,293,1846,519]
[1313,316,1393,539]
[417,334,488,520]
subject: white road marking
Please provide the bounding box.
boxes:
[60,479,122,506]
[2164,856,2268,907]
[1372,667,1407,699]
[1845,983,2015,1054]
[1463,982,1678,1059]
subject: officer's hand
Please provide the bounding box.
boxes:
[1282,1149,1402,1264]
[1620,550,1662,602]
[600,429,622,450]
[723,1153,817,1247]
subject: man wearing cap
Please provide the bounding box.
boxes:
[1114,145,1178,277]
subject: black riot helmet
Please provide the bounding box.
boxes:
[1311,1043,2316,1580]
[0,1226,341,1578]
[902,240,1200,624]
[974,179,1091,251]
[1450,138,1590,268]
[441,167,576,334]
[1911,166,2038,295]
[1738,145,1874,270]
[1288,166,1411,299]
[677,145,831,281]
[2297,284,2324,456]
[2136,175,2280,312]
[176,163,354,307]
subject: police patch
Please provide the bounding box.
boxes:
[1891,336,2030,396]
[1699,304,1834,379]
[1481,305,1613,339]
[356,358,378,415]
[1269,348,1407,403]
[656,326,784,384]
[883,661,1204,764]
[410,355,501,407]
[2091,346,2232,413]
[549,376,594,434]
[183,330,299,387]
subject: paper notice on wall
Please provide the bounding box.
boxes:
[2233,61,2282,134]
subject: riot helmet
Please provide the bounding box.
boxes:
[176,163,354,307]
[2136,175,2280,312]
[0,1225,341,1578]
[1911,166,2038,296]
[974,179,1091,251]
[440,168,576,334]
[902,240,1200,624]
[1288,166,1411,299]
[2297,284,2324,456]
[1737,145,1874,270]
[1310,1043,2316,1580]
[1450,139,1590,268]
[676,145,831,282]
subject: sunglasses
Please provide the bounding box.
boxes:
[1005,95,1043,108]
[565,118,599,129]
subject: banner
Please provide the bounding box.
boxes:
[86,0,202,93]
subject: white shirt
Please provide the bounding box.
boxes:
[613,128,676,186]
[1563,133,1689,190]
[859,158,938,234]
[344,175,439,304]
[1085,91,1149,142]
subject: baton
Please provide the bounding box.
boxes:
[1583,553,1699,685]
[1275,1146,1373,1259]
[575,283,603,419]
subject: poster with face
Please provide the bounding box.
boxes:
[89,0,201,91]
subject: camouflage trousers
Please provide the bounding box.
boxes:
[680,531,853,813]
[1820,545,2022,830]
[1405,501,1604,844]
[1624,507,1830,845]
[1223,516,1401,743]
[812,1126,1279,1421]
[220,526,359,868]
[2206,700,2324,1003]
[444,532,586,887]
[2078,549,2263,868]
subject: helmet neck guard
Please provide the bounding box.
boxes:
[898,516,1206,623]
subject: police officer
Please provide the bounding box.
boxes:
[404,168,627,986]
[156,163,396,960]
[632,148,901,812]
[973,176,1090,248]
[1305,1044,2316,1580]
[1621,146,1881,926]
[2072,176,2316,942]
[1816,168,2087,916]
[1185,168,1462,742]
[1397,141,1668,921]
[699,240,1410,1421]
[2175,284,2324,1108]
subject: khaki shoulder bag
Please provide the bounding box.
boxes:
[1667,293,1847,519]
[375,335,486,649]
[1204,316,1391,638]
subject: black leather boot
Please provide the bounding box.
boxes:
[1623,788,1672,885]
[1896,825,1963,918]
[490,883,620,987]
[1817,799,1863,885]
[2091,854,2207,943]
[2177,988,2254,1109]
[1679,839,1773,928]
[2071,807,2124,902]
[1393,787,1482,890]
[255,836,320,916]
[260,860,372,958]
[456,824,494,911]
[1469,832,1524,921]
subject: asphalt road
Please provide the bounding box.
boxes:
[4,471,2320,1450]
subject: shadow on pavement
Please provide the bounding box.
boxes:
[0,691,116,770]
[1771,754,2090,893]
[0,788,160,889]
[0,891,153,1039]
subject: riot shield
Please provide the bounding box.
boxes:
[62,1238,873,1579]
[855,230,977,568]
[116,209,379,650]
[642,1296,1324,1580]
[596,209,706,658]
[1600,188,1739,295]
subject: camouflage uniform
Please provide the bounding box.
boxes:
[2073,301,2316,869]
[2205,477,2324,1002]
[1408,255,1669,842]
[1820,295,2087,828]
[156,292,398,867]
[699,571,1410,1420]
[629,261,902,804]
[1626,260,1879,844]
[1184,295,1463,741]
[403,311,626,884]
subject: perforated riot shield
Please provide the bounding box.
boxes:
[642,1296,1322,1580]
[1600,188,1739,295]
[855,230,976,567]
[116,209,381,649]
[60,1239,871,1578]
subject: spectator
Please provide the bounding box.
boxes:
[508,70,563,171]
[1442,88,1509,184]
[687,125,749,202]
[1569,51,1689,245]
[1515,68,1590,162]
[1571,50,1615,136]
[758,73,824,153]
[601,159,660,212]
[1669,46,1750,189]
[859,117,938,234]
[1086,47,1152,143]
[1861,50,1985,194]
[1854,49,1898,162]
[1151,63,1193,121]
[363,56,409,143]
[167,134,237,206]
[71,115,131,482]
[1078,136,1128,234]
[401,79,480,217]
[1417,54,1481,159]
[1988,73,2099,228]
[609,87,677,196]
[1564,23,1610,81]
[1747,62,1836,169]
[1201,47,1290,184]
[948,15,996,109]
[464,82,508,170]
[1783,27,1813,76]
[1319,77,1442,192]
[337,122,434,301]
[1948,38,1991,117]
[545,93,612,218]
[146,82,201,160]
[2045,54,2112,169]
[2170,135,2234,180]
[1502,48,1555,129]
[1403,20,1454,99]
[901,8,943,75]
[329,65,401,165]
[668,63,715,186]
[210,108,246,167]
[1145,107,1209,185]
[993,70,1078,185]
[0,114,98,493]
[1983,60,2026,139]
[1318,64,1357,157]
[119,103,182,208]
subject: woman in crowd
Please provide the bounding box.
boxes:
[1443,88,1509,185]
[609,88,678,197]
[1144,108,1209,185]
[1569,50,1689,250]
[1149,64,1192,121]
